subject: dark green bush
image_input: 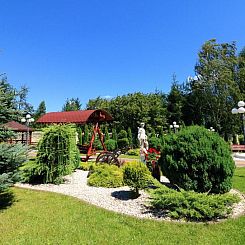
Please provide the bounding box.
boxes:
[148,137,162,150]
[118,130,127,139]
[19,159,43,183]
[104,139,117,151]
[88,164,124,188]
[93,138,103,150]
[150,186,240,221]
[159,126,235,194]
[36,124,80,183]
[0,143,27,192]
[123,161,152,196]
[117,138,129,149]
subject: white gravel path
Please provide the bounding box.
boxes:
[15,170,245,221]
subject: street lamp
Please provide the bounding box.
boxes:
[21,114,34,145]
[170,121,179,133]
[231,100,245,144]
[208,127,215,132]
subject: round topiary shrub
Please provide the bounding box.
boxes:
[117,138,129,149]
[104,139,117,151]
[123,161,152,196]
[159,126,235,194]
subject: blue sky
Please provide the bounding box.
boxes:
[0,0,244,112]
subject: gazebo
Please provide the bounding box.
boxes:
[37,109,113,161]
[0,121,33,144]
[36,109,113,124]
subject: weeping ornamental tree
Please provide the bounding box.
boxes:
[36,124,80,183]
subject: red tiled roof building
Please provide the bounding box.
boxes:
[36,109,113,124]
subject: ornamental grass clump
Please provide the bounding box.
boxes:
[159,126,235,194]
[123,161,152,196]
[35,124,80,183]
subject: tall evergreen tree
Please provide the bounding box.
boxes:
[34,101,46,120]
[167,75,184,125]
[62,98,82,111]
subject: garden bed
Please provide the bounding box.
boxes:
[15,170,245,222]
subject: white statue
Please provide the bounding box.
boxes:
[138,123,148,161]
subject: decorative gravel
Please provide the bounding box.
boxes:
[15,170,245,222]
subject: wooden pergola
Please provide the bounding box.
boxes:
[37,109,113,161]
[0,121,33,144]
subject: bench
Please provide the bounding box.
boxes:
[231,144,245,152]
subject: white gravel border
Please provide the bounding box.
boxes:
[15,170,245,221]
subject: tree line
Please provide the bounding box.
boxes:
[1,39,244,143]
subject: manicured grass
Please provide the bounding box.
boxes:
[120,154,140,160]
[0,169,244,245]
[233,167,245,193]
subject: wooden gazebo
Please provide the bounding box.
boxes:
[37,109,113,161]
[0,121,33,144]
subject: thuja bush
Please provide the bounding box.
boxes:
[123,161,152,196]
[150,187,240,221]
[104,139,117,151]
[36,124,80,183]
[159,126,235,194]
[88,164,124,188]
[0,143,27,193]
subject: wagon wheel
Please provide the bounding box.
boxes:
[96,152,120,167]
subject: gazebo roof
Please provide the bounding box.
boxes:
[0,121,33,132]
[36,109,113,124]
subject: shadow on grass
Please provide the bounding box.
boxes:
[0,191,15,211]
[111,190,140,200]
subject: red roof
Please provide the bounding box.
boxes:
[0,121,33,132]
[36,109,113,124]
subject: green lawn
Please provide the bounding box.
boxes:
[233,167,245,193]
[0,169,245,245]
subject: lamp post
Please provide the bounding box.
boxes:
[21,114,34,145]
[231,100,245,144]
[208,127,215,132]
[170,121,179,133]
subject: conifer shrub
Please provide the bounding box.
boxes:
[148,136,162,150]
[123,161,152,196]
[104,139,117,151]
[150,186,240,221]
[159,126,235,194]
[117,129,129,149]
[80,161,96,171]
[0,143,27,192]
[118,130,127,139]
[36,124,80,183]
[117,138,129,149]
[87,164,124,188]
[93,138,103,150]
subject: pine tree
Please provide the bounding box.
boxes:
[34,101,46,120]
